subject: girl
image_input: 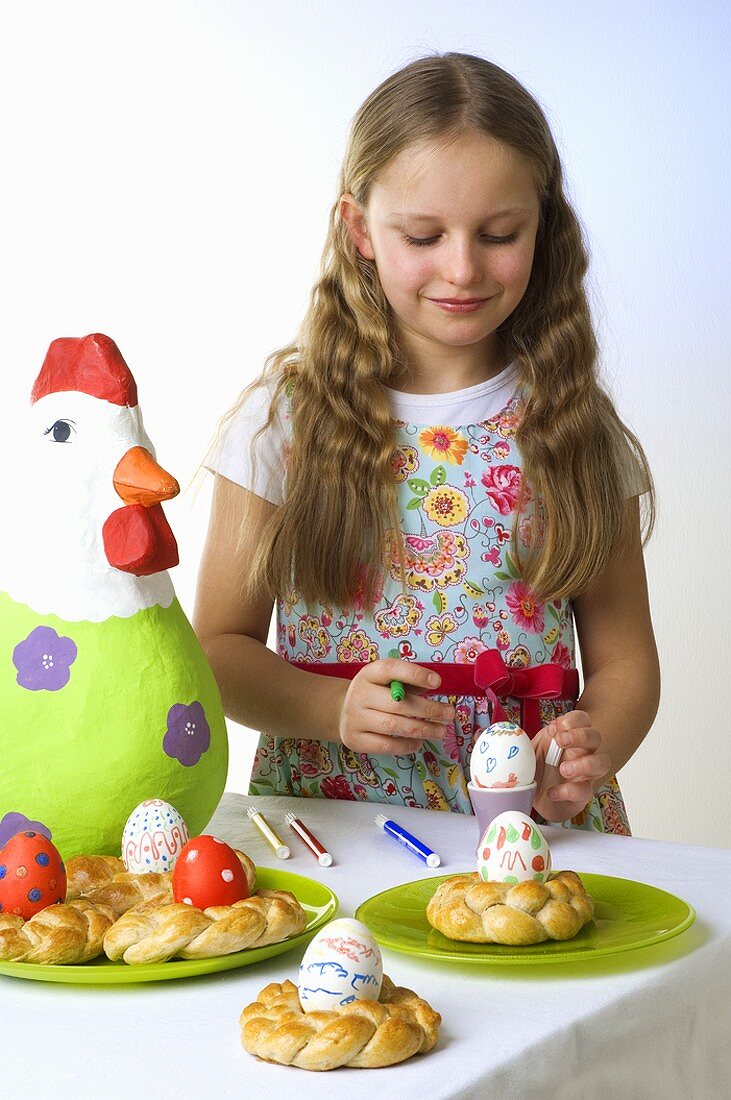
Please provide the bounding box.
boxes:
[195,52,660,834]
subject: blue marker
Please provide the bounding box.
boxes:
[374,813,441,868]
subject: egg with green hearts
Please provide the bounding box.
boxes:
[0,830,67,918]
[172,835,249,908]
[478,810,551,884]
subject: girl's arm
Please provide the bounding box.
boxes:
[193,475,453,754]
[533,496,661,821]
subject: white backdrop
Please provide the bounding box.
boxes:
[1,1,728,847]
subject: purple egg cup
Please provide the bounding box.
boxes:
[467,782,537,852]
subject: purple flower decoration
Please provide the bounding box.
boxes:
[13,626,77,691]
[163,701,211,767]
[0,812,52,849]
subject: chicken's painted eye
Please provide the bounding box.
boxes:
[44,419,76,443]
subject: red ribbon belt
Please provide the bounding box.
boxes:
[291,649,579,738]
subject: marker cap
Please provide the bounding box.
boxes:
[545,738,563,767]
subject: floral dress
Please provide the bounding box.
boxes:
[249,388,631,835]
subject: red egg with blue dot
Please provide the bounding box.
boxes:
[0,830,67,919]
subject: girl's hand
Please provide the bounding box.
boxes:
[338,659,455,757]
[532,710,613,823]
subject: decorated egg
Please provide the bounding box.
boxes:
[298,917,383,1013]
[122,799,189,874]
[172,834,249,908]
[478,810,551,884]
[470,721,536,789]
[0,830,67,919]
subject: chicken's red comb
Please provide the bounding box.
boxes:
[31,333,138,407]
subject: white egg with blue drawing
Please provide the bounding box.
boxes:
[470,721,536,789]
[297,917,383,1012]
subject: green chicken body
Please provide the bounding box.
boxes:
[2,591,228,857]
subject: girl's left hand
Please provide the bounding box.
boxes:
[532,710,613,823]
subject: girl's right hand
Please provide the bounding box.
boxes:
[338,659,455,756]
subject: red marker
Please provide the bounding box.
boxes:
[284,812,333,867]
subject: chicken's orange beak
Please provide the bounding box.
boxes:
[112,446,179,506]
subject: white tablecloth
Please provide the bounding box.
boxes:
[2,793,730,1099]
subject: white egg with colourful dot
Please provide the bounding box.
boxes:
[478,810,552,884]
[121,798,189,874]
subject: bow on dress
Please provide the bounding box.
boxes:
[472,650,579,736]
[293,649,579,737]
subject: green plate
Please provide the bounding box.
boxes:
[355,872,695,964]
[0,867,338,984]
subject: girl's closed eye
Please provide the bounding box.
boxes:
[403,231,519,248]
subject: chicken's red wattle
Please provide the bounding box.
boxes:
[102,503,179,576]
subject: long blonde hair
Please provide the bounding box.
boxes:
[226,52,654,607]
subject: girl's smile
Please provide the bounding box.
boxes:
[428,297,492,312]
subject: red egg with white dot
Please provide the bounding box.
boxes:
[0,830,67,919]
[172,835,249,908]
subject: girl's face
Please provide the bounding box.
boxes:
[341,130,541,379]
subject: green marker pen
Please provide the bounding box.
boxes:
[388,648,405,702]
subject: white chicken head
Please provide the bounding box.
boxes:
[1,334,180,622]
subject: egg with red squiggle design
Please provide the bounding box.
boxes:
[0,830,67,919]
[478,810,551,884]
[122,799,189,874]
[172,835,249,908]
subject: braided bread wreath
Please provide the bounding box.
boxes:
[0,850,307,966]
[426,870,595,945]
[240,975,441,1071]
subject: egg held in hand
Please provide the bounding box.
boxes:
[470,721,536,789]
[172,834,250,908]
[478,810,551,884]
[0,830,67,919]
[122,799,189,874]
[298,918,383,1013]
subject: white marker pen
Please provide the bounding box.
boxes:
[246,805,290,859]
